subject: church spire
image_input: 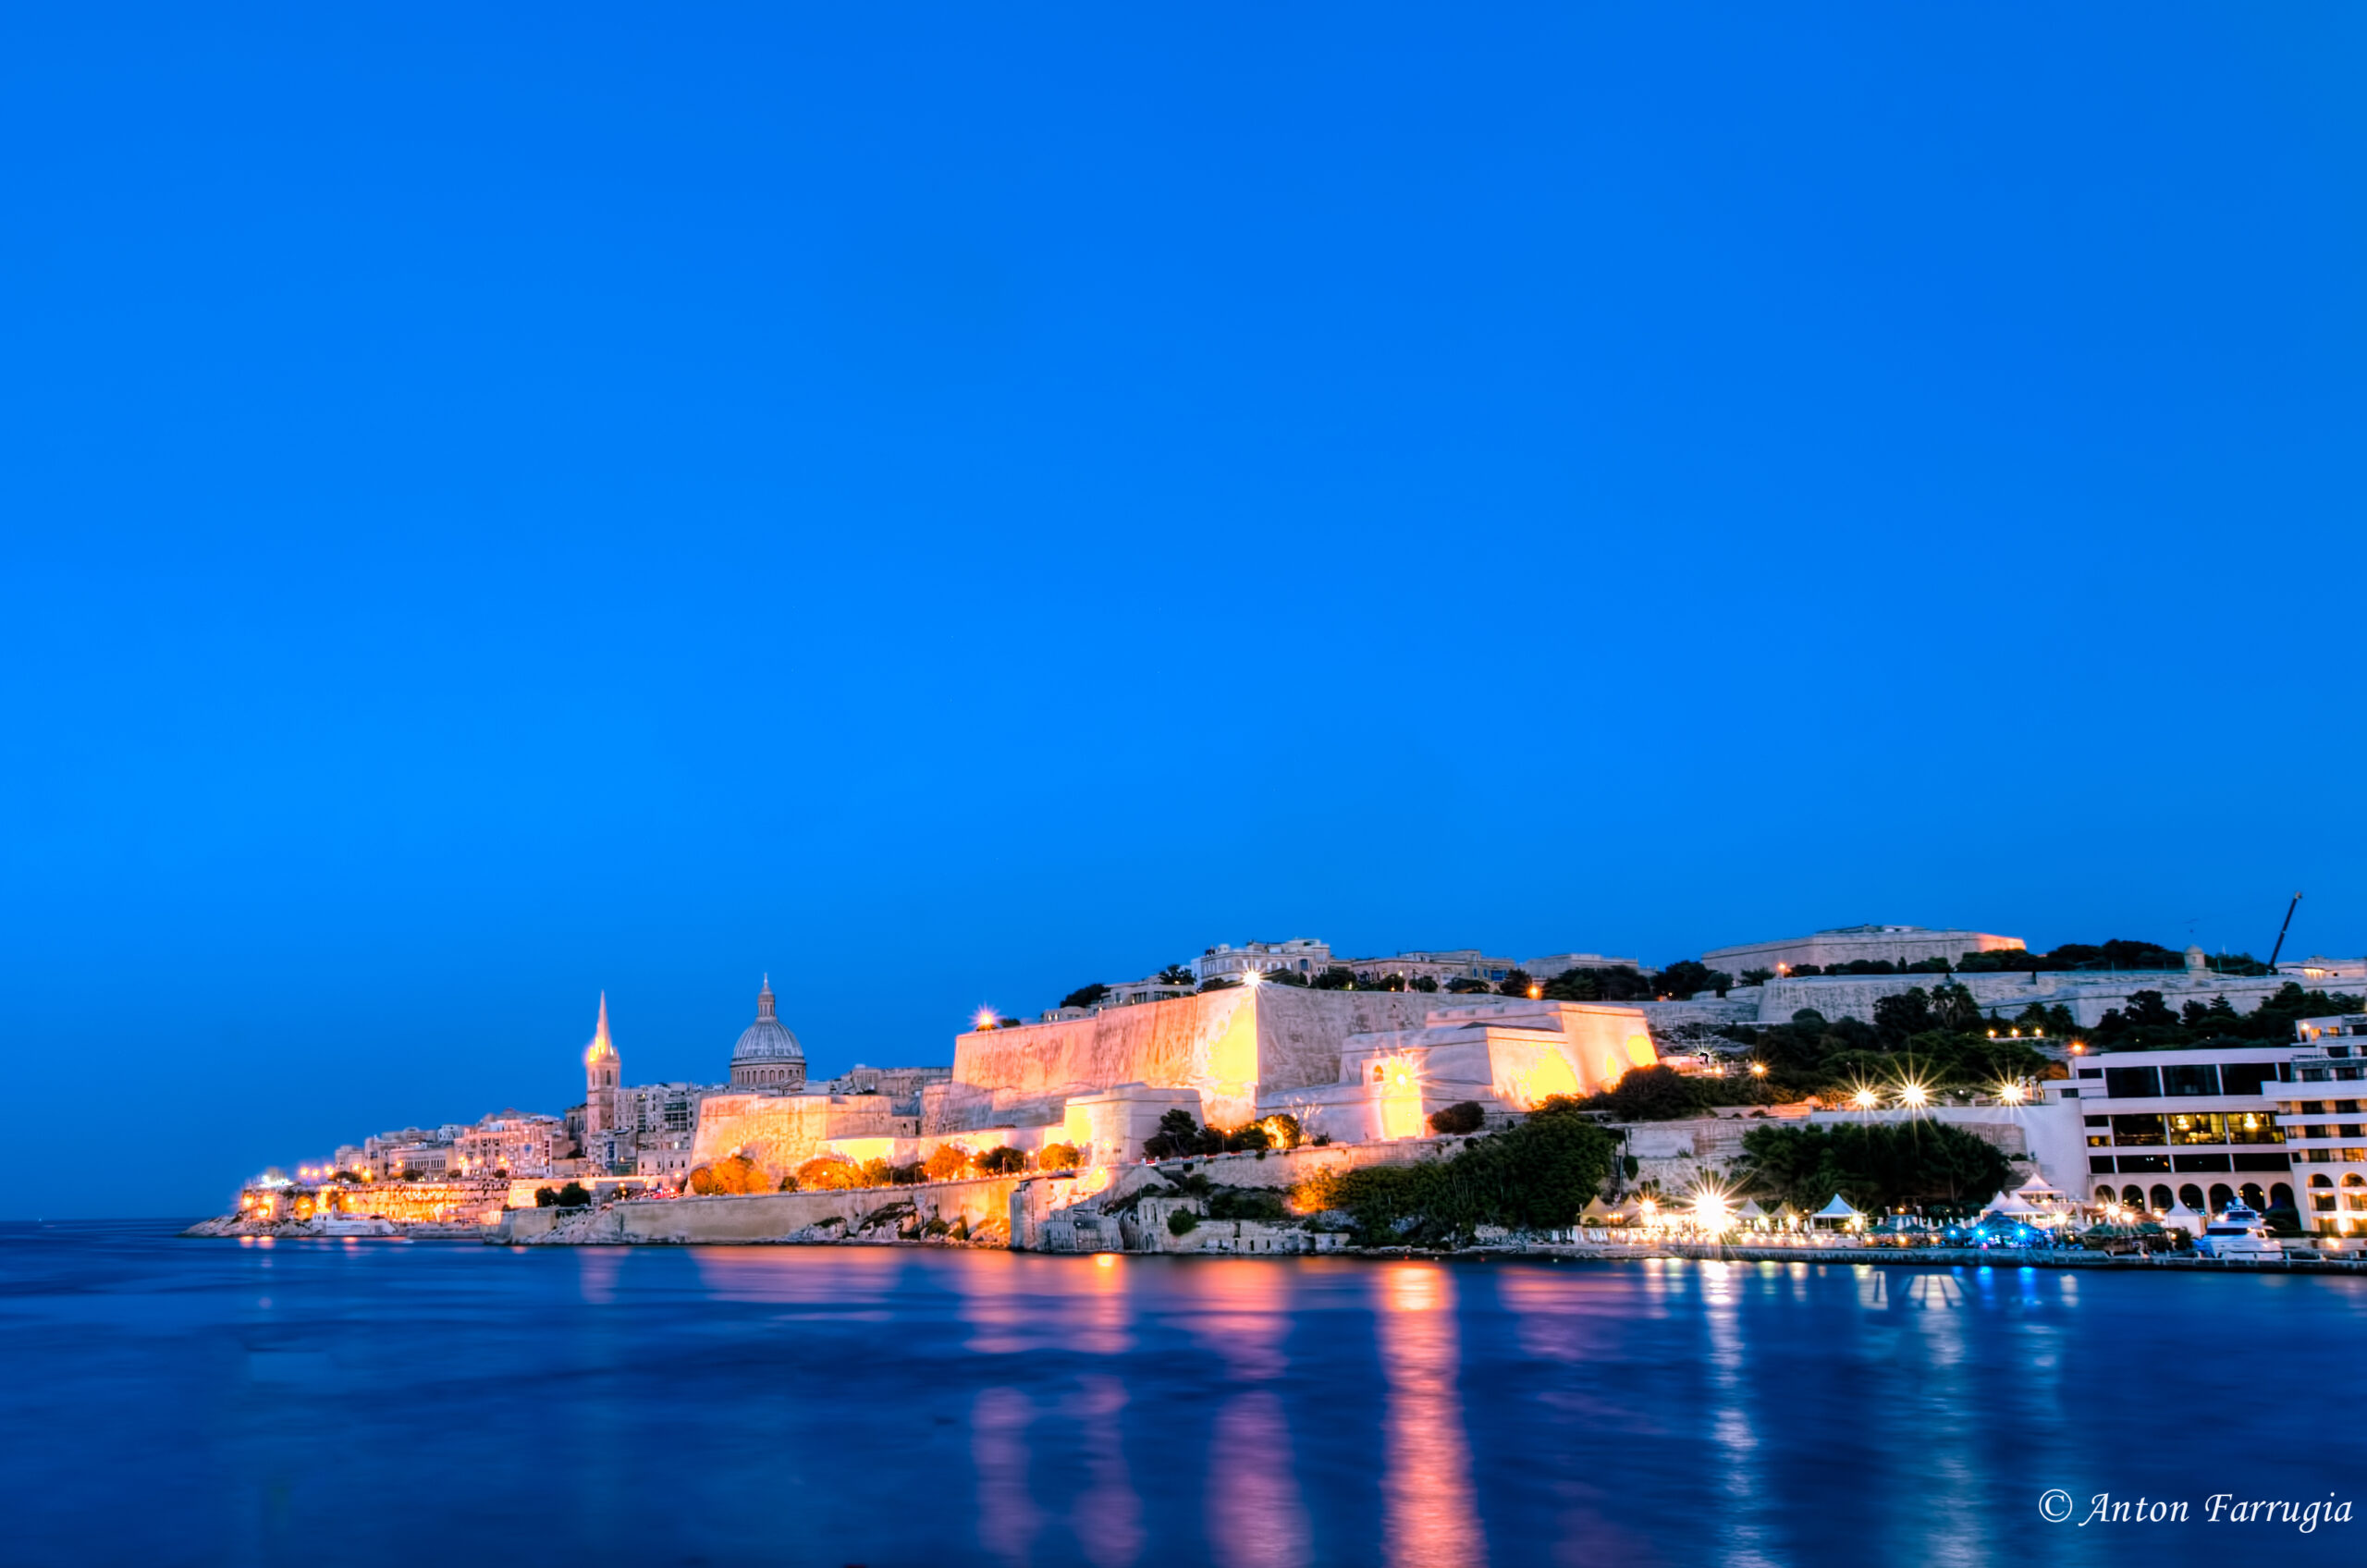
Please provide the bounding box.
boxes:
[584,991,618,1065]
[756,974,777,1022]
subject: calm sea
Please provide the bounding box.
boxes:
[3,1220,2361,1566]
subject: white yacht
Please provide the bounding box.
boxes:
[2193,1205,2283,1262]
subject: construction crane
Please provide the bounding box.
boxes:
[2267,891,2303,972]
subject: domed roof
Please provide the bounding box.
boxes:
[731,977,803,1064]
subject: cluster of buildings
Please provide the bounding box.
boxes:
[241,922,2367,1241]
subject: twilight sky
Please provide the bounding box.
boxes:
[4,6,2363,1218]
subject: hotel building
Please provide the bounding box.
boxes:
[2067,1044,2296,1215]
[2261,1013,2367,1237]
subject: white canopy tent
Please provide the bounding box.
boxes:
[1810,1195,1862,1228]
[2014,1172,2067,1203]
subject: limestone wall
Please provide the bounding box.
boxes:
[950,986,1548,1132]
[500,1172,1026,1245]
[1760,970,2299,1028]
[689,1092,914,1176]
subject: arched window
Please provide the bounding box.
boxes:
[2178,1184,2205,1210]
[2272,1182,2295,1211]
[2239,1182,2266,1209]
[2312,1173,2336,1187]
[2343,1175,2366,1188]
[2209,1183,2235,1212]
[2149,1184,2174,1212]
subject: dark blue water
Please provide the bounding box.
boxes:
[5,1222,2362,1566]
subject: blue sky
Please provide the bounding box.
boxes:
[4,6,2362,1218]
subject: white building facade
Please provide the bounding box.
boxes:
[2263,1013,2367,1237]
[2065,1044,2296,1215]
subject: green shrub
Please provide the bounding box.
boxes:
[1168,1210,1201,1236]
[1429,1101,1485,1135]
[1318,1107,1617,1246]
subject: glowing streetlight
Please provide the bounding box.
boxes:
[1996,1081,2028,1105]
[1749,1061,1769,1078]
[972,1007,1000,1032]
[1898,1083,1930,1109]
[1851,1085,1881,1110]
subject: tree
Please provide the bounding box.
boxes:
[975,1146,1027,1175]
[2124,989,2179,1028]
[1311,966,1358,990]
[1037,1142,1083,1171]
[1872,988,1935,1045]
[1658,961,1734,1000]
[1444,976,1491,994]
[1262,968,1309,987]
[1257,1113,1303,1150]
[1496,969,1536,997]
[1061,983,1110,1011]
[1429,1101,1486,1135]
[1739,968,1775,986]
[1157,964,1196,986]
[1543,965,1653,1002]
[1739,1121,2010,1210]
[555,1181,593,1208]
[1412,976,1439,993]
[797,1156,862,1190]
[1143,1109,1202,1160]
[688,1155,769,1195]
[1306,1106,1617,1246]
[1928,981,1982,1032]
[924,1145,975,1182]
[1580,1065,1714,1121]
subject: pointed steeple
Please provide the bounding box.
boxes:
[756,974,777,1023]
[583,991,619,1065]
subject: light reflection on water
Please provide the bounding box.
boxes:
[4,1223,2365,1568]
[1376,1264,1483,1568]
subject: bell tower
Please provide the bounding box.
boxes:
[583,993,620,1136]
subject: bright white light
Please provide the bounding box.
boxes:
[1851,1086,1880,1110]
[1241,969,1265,989]
[972,1007,999,1032]
[1997,1082,2027,1105]
[1899,1083,1930,1109]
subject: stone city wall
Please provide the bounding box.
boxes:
[1757,970,2300,1029]
[950,986,1538,1131]
[500,1172,1028,1245]
[689,1092,914,1177]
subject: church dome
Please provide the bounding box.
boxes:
[730,977,804,1078]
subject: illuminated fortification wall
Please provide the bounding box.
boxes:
[690,1092,913,1175]
[502,1172,1024,1245]
[947,986,1545,1131]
